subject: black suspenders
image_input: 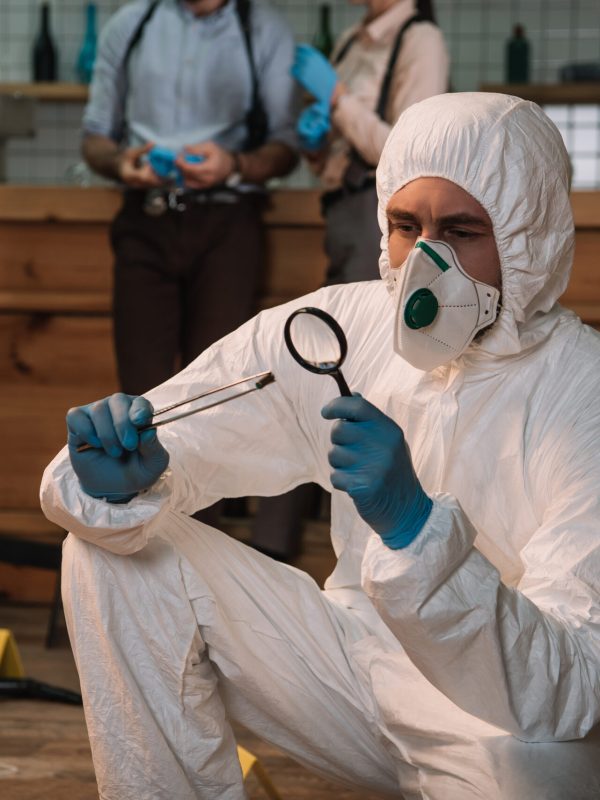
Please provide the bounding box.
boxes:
[331,13,427,189]
[235,0,269,150]
[120,0,268,151]
[334,13,427,125]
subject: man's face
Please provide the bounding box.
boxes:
[386,177,502,289]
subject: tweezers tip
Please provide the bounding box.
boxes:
[255,372,276,389]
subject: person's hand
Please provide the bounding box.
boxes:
[291,44,338,110]
[66,393,170,503]
[321,395,432,548]
[297,103,330,151]
[117,143,164,188]
[175,141,236,189]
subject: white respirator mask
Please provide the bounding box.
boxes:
[392,239,500,371]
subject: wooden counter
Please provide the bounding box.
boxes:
[0,186,599,600]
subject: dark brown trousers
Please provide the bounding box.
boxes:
[111,191,264,396]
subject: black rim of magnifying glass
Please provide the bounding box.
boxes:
[284,307,348,375]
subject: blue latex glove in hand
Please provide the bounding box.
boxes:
[67,393,170,503]
[297,102,331,150]
[291,44,338,109]
[321,394,432,548]
[147,146,204,186]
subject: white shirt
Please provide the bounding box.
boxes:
[319,0,449,190]
[83,0,298,153]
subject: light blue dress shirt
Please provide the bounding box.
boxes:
[83,0,298,154]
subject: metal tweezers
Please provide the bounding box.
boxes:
[76,371,275,452]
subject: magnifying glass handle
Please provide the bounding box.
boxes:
[331,369,352,397]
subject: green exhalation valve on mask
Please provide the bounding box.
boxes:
[404,288,439,329]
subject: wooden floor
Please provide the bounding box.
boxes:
[0,517,386,800]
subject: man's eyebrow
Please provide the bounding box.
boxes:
[386,208,491,229]
[386,208,419,223]
[437,213,491,228]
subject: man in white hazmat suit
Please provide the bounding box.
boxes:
[41,92,600,799]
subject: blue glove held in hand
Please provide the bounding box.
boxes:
[297,102,331,150]
[321,394,432,548]
[148,146,204,186]
[67,393,170,503]
[291,44,337,108]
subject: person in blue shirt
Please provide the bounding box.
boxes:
[82,0,298,400]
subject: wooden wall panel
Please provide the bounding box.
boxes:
[0,564,57,604]
[0,222,112,293]
[262,227,327,304]
[0,316,117,508]
[560,230,600,303]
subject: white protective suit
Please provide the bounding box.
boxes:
[41,93,600,800]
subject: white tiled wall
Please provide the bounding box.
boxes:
[1,1,600,186]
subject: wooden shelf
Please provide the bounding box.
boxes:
[0,82,88,103]
[480,82,600,105]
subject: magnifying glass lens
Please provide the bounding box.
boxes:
[287,313,342,370]
[284,307,352,396]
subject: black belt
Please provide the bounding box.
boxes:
[131,187,245,216]
[321,177,376,215]
[147,187,242,215]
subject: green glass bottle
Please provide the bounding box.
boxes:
[506,24,530,84]
[313,4,334,58]
[76,3,98,84]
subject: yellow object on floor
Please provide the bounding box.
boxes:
[0,628,25,677]
[237,745,282,800]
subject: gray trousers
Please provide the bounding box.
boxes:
[323,186,382,286]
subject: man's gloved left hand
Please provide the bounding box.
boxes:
[322,395,432,548]
[297,102,331,150]
[291,44,338,109]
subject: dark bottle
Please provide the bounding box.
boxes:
[76,3,97,84]
[33,2,57,82]
[313,4,334,58]
[505,24,530,83]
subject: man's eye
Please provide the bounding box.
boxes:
[391,223,419,234]
[448,228,478,239]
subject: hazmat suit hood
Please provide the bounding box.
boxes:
[376,92,575,360]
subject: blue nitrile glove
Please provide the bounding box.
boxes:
[148,146,177,179]
[67,393,170,503]
[297,102,331,150]
[148,146,204,186]
[291,44,337,109]
[321,394,432,548]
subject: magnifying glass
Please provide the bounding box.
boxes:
[284,307,352,397]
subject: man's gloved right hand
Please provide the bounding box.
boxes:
[321,394,432,548]
[297,102,331,150]
[66,393,170,503]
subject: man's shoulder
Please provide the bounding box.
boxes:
[313,281,392,336]
[538,311,600,405]
[107,0,151,25]
[101,0,151,43]
[249,1,293,37]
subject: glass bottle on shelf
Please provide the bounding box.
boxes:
[33,2,58,82]
[313,4,334,58]
[505,24,530,84]
[76,3,98,84]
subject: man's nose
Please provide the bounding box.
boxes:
[418,227,439,241]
